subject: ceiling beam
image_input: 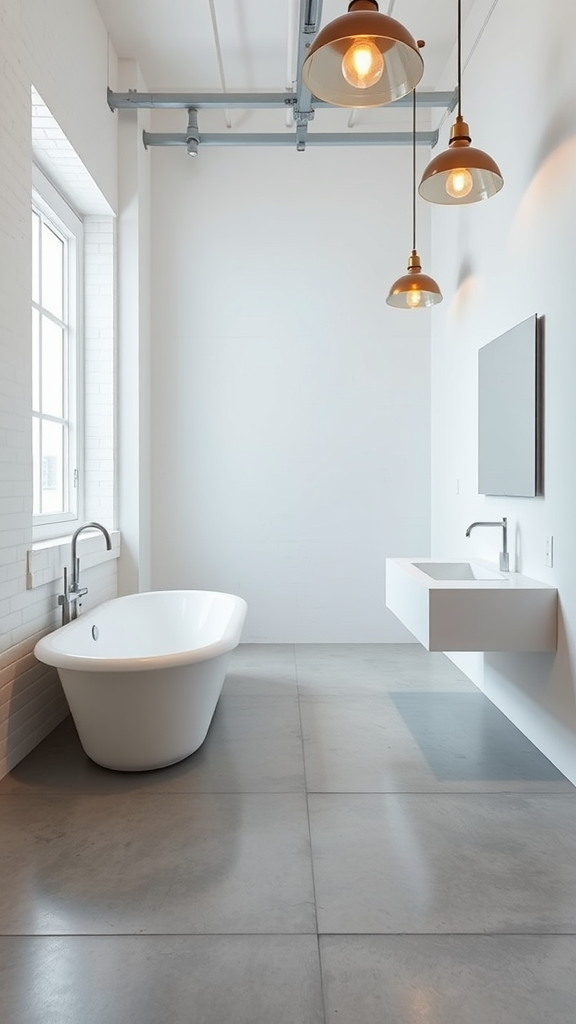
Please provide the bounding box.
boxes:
[108,88,457,111]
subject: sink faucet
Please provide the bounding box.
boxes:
[58,522,112,625]
[465,517,509,571]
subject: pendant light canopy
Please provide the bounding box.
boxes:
[387,90,442,309]
[301,0,424,108]
[419,0,503,204]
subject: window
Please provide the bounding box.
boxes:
[32,167,82,536]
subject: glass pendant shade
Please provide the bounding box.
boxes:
[387,250,443,308]
[419,116,504,205]
[302,0,423,108]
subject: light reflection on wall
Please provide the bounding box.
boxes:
[448,274,484,324]
[511,136,576,250]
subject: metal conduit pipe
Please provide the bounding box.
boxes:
[108,88,457,111]
[185,109,199,157]
[142,130,439,149]
[293,0,323,148]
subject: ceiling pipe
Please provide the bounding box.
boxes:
[285,0,300,126]
[142,129,438,149]
[293,0,324,149]
[185,108,199,157]
[108,88,456,111]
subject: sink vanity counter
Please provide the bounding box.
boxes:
[386,558,558,652]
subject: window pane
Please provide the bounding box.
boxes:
[32,309,40,412]
[41,222,64,320]
[41,316,64,417]
[41,419,64,514]
[32,211,40,304]
[32,417,40,515]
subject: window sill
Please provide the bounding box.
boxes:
[26,530,121,589]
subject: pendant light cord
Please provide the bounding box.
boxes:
[412,86,416,252]
[457,0,462,118]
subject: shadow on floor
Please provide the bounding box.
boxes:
[390,692,568,782]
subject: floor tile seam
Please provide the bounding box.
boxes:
[315,933,329,1024]
[3,788,571,799]
[304,789,576,797]
[315,931,576,939]
[296,686,321,938]
[0,788,310,798]
[296,690,495,699]
[3,931,576,939]
[0,930,323,939]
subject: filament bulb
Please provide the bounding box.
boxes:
[341,38,384,89]
[406,289,422,309]
[445,166,473,199]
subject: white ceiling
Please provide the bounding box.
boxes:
[95,0,475,96]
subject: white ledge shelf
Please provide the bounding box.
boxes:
[386,557,558,652]
[27,531,121,589]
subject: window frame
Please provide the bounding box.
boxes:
[32,165,84,540]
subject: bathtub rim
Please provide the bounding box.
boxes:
[34,589,248,673]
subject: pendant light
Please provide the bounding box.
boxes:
[387,89,442,309]
[301,0,424,108]
[418,0,503,204]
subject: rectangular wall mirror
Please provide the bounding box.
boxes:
[478,314,542,497]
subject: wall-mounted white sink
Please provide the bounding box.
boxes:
[386,558,557,652]
[412,561,507,581]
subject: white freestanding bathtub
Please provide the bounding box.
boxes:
[34,590,248,771]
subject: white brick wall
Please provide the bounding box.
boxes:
[0,0,119,778]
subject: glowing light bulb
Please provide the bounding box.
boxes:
[406,289,422,308]
[341,39,384,90]
[445,166,474,199]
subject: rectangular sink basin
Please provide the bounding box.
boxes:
[412,561,506,581]
[385,558,557,652]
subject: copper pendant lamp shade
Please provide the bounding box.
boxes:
[387,250,443,308]
[387,90,442,309]
[301,0,424,108]
[418,115,504,204]
[418,0,503,205]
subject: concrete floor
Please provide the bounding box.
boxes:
[1,643,575,1023]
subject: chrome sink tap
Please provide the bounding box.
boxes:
[465,517,509,572]
[58,522,112,625]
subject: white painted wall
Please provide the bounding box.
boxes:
[117,61,152,596]
[27,0,118,212]
[0,0,119,777]
[150,142,434,641]
[430,0,576,782]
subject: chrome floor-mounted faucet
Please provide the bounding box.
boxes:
[465,517,509,571]
[58,522,112,625]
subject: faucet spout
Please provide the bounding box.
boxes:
[70,522,112,591]
[59,522,113,625]
[465,517,509,572]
